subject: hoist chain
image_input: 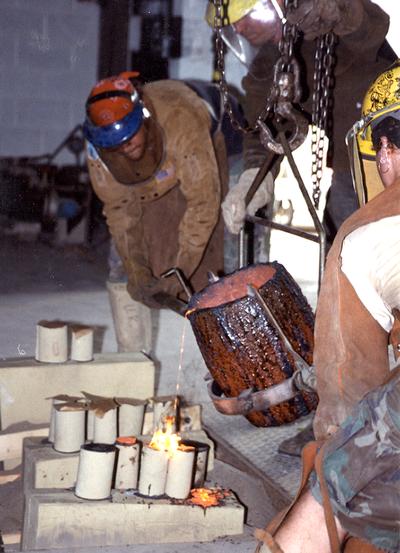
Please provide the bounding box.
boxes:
[213,0,300,135]
[213,0,336,171]
[213,0,251,133]
[257,0,299,123]
[311,32,337,209]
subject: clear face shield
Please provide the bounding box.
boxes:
[345,117,384,207]
[219,0,285,78]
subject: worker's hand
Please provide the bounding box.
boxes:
[128,274,184,309]
[128,276,164,309]
[286,0,363,40]
[221,168,274,235]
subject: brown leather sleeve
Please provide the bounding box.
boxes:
[336,0,390,56]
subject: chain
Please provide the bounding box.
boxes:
[257,0,299,124]
[213,0,251,133]
[311,32,336,209]
[213,0,299,134]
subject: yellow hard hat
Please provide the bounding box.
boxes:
[205,0,259,27]
[357,60,400,159]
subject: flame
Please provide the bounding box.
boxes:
[188,488,225,508]
[149,416,181,457]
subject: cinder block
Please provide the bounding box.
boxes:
[0,352,155,429]
[22,489,244,550]
[23,438,79,493]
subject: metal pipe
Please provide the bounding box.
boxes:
[246,284,310,373]
[244,150,280,207]
[239,228,246,268]
[246,215,320,243]
[277,130,326,291]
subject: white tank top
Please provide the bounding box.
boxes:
[340,215,400,332]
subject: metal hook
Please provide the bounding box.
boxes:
[258,60,308,154]
[258,98,309,154]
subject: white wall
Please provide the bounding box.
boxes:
[0,0,243,164]
[374,0,400,55]
[0,0,99,163]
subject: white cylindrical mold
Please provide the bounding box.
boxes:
[151,396,177,431]
[165,445,195,499]
[181,440,210,488]
[53,406,86,453]
[93,408,117,444]
[86,409,95,441]
[138,443,168,497]
[70,325,93,362]
[118,401,146,437]
[48,398,66,443]
[115,437,141,490]
[35,321,68,363]
[75,443,116,500]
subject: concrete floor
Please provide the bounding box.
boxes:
[0,224,320,553]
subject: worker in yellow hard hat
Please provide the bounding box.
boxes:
[206,0,284,71]
[206,0,396,246]
[346,59,400,206]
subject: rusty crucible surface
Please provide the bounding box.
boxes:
[187,262,318,427]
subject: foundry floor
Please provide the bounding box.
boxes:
[0,223,320,553]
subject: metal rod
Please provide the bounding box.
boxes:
[239,228,246,268]
[277,130,326,291]
[244,151,281,207]
[247,283,310,372]
[160,267,193,300]
[246,215,320,243]
[239,151,281,269]
[247,284,293,353]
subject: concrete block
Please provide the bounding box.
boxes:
[22,489,244,550]
[23,438,79,493]
[0,352,155,429]
[0,425,48,462]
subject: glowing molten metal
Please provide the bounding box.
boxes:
[188,488,226,508]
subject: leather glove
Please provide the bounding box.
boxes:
[128,273,184,309]
[286,0,363,40]
[222,168,274,235]
[127,276,163,309]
